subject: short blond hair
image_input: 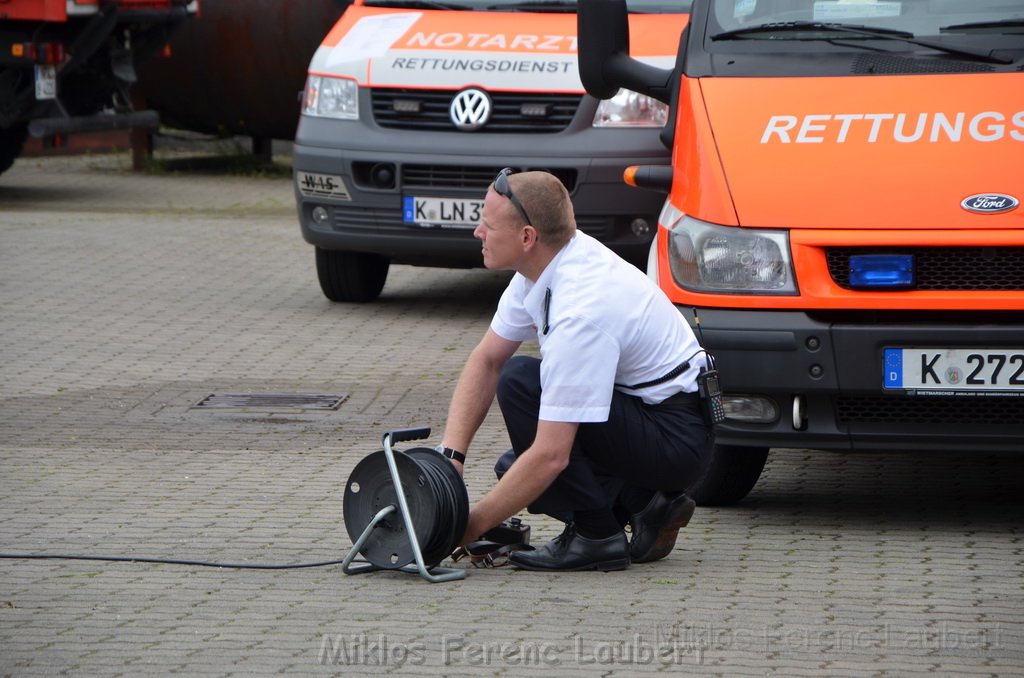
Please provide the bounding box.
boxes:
[511,171,576,248]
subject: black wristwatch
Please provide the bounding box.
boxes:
[442,447,466,464]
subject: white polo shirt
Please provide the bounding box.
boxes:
[491,231,705,423]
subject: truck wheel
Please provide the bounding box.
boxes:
[0,124,29,177]
[315,248,390,302]
[687,444,769,506]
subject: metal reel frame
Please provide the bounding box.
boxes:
[341,428,466,583]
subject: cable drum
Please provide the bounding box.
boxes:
[343,447,469,570]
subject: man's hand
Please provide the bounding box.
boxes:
[456,420,578,546]
[460,507,486,546]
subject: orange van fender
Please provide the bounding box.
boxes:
[668,76,738,227]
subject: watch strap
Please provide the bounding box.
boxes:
[442,447,466,464]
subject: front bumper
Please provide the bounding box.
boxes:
[685,308,1024,453]
[292,113,670,268]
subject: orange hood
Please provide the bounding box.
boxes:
[700,73,1024,230]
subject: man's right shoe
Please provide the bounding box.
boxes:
[629,492,696,563]
[508,524,629,572]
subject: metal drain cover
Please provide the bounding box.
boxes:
[192,393,348,410]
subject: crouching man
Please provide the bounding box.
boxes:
[440,168,714,571]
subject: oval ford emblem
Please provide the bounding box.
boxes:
[450,88,491,131]
[960,193,1019,214]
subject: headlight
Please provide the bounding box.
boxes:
[303,75,359,120]
[667,215,797,294]
[592,89,668,128]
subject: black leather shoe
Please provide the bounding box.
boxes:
[508,524,629,572]
[629,492,696,563]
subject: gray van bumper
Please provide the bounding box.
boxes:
[293,114,670,268]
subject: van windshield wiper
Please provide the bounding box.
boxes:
[364,0,472,9]
[712,21,913,40]
[486,1,576,11]
[941,18,1024,34]
[710,21,1014,64]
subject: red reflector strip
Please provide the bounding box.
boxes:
[42,42,67,65]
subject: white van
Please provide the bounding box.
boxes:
[293,0,691,301]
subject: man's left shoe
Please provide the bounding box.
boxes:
[508,525,629,572]
[629,492,696,563]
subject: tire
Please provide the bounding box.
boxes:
[0,124,29,177]
[315,248,390,302]
[687,443,769,506]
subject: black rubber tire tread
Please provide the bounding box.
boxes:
[687,444,769,506]
[315,248,389,303]
[0,124,29,177]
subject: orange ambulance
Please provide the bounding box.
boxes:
[579,0,1024,504]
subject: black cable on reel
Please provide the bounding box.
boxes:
[343,446,469,570]
[406,448,469,567]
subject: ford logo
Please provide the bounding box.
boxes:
[960,193,1019,214]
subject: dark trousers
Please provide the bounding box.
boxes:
[494,356,713,520]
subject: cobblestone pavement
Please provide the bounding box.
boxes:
[1,153,1022,677]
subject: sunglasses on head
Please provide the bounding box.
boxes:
[493,167,534,226]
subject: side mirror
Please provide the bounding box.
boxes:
[577,0,631,99]
[577,0,675,104]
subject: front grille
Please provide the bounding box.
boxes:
[328,205,612,239]
[401,165,499,190]
[400,165,578,192]
[837,396,1024,425]
[851,53,995,74]
[826,247,1024,290]
[372,89,582,132]
[331,206,403,231]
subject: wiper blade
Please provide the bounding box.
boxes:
[364,0,470,9]
[486,0,576,11]
[711,21,913,40]
[710,20,1014,64]
[941,19,1024,33]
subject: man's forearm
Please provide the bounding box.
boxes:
[460,420,578,543]
[441,344,503,455]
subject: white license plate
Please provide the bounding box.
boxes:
[35,65,57,100]
[884,348,1024,394]
[295,171,350,200]
[403,196,482,229]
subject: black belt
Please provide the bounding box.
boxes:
[659,391,700,406]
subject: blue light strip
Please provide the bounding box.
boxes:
[849,254,915,288]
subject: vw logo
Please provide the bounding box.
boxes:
[960,193,1019,214]
[450,88,492,131]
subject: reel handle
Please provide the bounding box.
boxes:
[384,427,432,445]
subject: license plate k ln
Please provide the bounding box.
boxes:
[884,348,1024,395]
[403,196,482,229]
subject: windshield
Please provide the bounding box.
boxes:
[364,0,691,12]
[711,0,1024,38]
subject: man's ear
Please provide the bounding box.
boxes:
[521,225,538,249]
